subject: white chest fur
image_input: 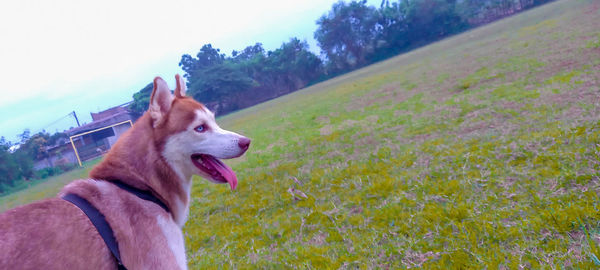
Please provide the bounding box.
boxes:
[156,215,187,270]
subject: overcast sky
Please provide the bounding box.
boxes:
[0,0,379,143]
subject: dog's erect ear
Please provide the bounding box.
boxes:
[149,77,174,126]
[174,74,186,98]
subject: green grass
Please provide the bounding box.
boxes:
[3,0,600,268]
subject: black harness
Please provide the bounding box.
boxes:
[62,181,169,270]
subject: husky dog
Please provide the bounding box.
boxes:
[0,75,250,269]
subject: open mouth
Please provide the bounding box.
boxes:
[191,154,238,190]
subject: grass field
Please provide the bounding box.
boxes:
[2,0,600,268]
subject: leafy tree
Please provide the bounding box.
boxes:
[46,132,68,146]
[0,130,74,193]
[315,0,381,74]
[171,39,322,114]
[0,137,20,190]
[129,83,153,117]
[187,62,256,112]
[9,138,35,183]
[232,43,266,62]
[401,0,467,45]
[18,129,31,144]
[376,0,410,59]
[180,44,225,81]
[265,38,323,89]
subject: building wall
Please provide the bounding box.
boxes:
[58,148,78,165]
[107,122,132,147]
[33,146,78,170]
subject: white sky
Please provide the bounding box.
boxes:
[0,0,379,143]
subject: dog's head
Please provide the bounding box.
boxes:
[149,75,250,190]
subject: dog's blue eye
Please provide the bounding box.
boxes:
[195,125,206,132]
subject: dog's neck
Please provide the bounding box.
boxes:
[89,114,191,227]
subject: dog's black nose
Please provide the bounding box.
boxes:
[238,137,251,150]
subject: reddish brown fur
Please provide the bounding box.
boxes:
[0,198,115,269]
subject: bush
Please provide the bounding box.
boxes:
[34,167,63,179]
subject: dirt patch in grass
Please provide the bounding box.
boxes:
[319,124,334,136]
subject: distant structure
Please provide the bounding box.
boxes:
[34,102,134,170]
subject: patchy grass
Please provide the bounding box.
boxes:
[2,0,599,268]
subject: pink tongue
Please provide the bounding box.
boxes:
[204,156,238,190]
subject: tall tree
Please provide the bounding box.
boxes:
[187,62,256,112]
[0,137,20,190]
[128,83,153,117]
[401,0,466,45]
[376,0,410,58]
[170,39,322,114]
[315,0,381,74]
[179,44,226,81]
[266,38,323,90]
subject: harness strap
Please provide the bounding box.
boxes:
[61,180,170,270]
[62,193,127,270]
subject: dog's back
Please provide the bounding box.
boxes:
[0,197,116,269]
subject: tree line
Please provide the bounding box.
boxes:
[0,131,72,194]
[130,39,323,116]
[130,0,554,115]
